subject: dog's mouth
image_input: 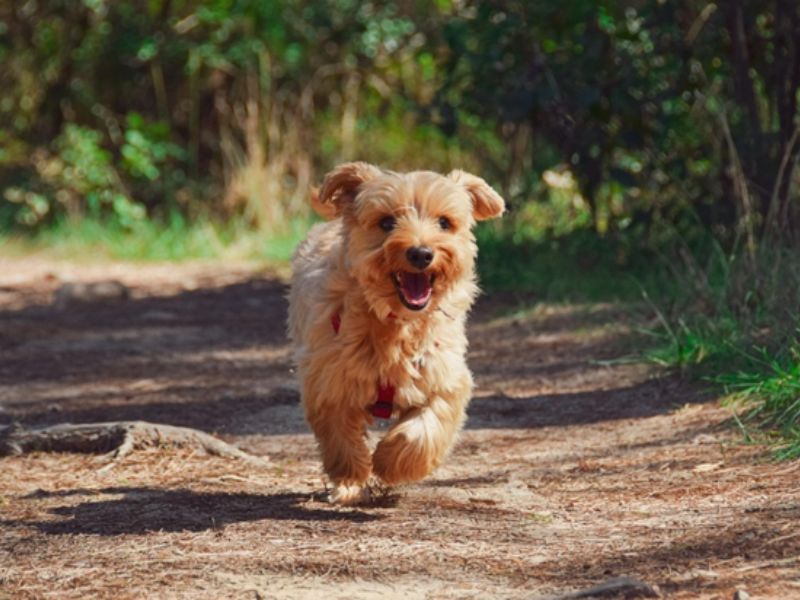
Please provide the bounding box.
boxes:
[393,271,434,311]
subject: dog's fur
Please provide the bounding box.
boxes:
[288,162,504,504]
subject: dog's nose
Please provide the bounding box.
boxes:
[406,246,434,270]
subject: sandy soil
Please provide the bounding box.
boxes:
[0,258,798,599]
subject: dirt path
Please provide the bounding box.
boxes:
[1,259,798,599]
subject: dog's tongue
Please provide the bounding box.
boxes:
[399,271,432,305]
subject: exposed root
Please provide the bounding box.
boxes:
[0,421,268,467]
[544,576,661,599]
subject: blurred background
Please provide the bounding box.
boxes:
[2,1,798,258]
[1,1,799,446]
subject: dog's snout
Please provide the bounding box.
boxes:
[406,246,434,270]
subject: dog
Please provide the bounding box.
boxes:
[288,162,504,504]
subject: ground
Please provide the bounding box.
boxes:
[0,258,798,600]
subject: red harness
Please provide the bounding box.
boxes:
[331,312,395,419]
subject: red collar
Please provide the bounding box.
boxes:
[331,312,394,419]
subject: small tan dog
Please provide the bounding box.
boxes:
[288,162,504,504]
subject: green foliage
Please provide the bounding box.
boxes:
[3,1,798,242]
[55,125,146,227]
[3,124,146,228]
[642,239,800,458]
[717,342,800,460]
[120,113,185,183]
[643,313,742,370]
[2,188,50,228]
[475,224,670,302]
[439,0,800,241]
[0,0,475,233]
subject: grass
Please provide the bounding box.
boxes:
[641,312,743,370]
[4,216,669,303]
[0,214,312,264]
[638,241,800,460]
[642,311,799,459]
[475,224,670,302]
[716,341,800,460]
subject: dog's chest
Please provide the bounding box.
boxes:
[326,311,465,408]
[376,333,454,407]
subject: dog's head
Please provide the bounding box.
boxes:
[315,162,505,317]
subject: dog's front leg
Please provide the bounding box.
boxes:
[305,401,372,505]
[372,389,468,486]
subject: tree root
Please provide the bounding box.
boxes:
[0,421,268,468]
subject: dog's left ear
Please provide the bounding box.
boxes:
[318,162,382,215]
[447,170,505,221]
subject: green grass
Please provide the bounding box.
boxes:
[0,214,311,263]
[637,241,800,460]
[641,312,743,370]
[716,341,800,460]
[622,299,799,460]
[475,223,670,301]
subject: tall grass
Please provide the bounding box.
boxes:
[643,239,800,458]
[717,341,800,459]
[217,72,312,236]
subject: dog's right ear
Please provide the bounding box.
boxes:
[317,162,381,216]
[309,187,337,220]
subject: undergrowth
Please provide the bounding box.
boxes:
[718,341,800,459]
[640,241,800,459]
[475,224,668,302]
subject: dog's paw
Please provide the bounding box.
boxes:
[328,483,370,506]
[366,477,390,498]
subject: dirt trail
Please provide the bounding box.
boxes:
[1,259,798,599]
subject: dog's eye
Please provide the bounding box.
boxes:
[438,216,452,231]
[379,216,396,232]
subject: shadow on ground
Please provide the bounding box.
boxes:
[11,387,306,435]
[2,487,381,535]
[0,278,290,384]
[540,501,800,594]
[466,377,708,430]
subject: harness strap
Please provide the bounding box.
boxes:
[331,312,394,419]
[373,383,395,419]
